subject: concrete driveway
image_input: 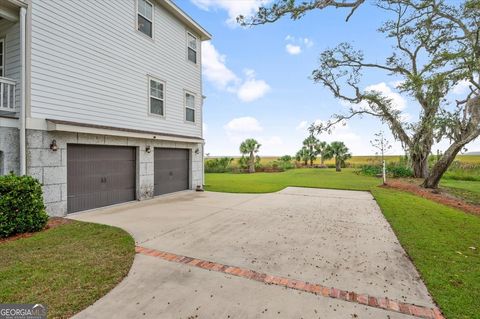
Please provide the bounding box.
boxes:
[70,187,441,319]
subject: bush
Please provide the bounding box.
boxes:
[276,155,295,170]
[357,163,413,178]
[0,173,48,238]
[204,157,234,173]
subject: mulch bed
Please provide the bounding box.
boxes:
[382,180,480,216]
[0,217,72,244]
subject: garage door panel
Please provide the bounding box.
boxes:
[67,145,136,213]
[154,148,189,196]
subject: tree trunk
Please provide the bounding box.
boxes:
[335,158,341,172]
[249,152,255,173]
[304,159,308,166]
[423,133,479,188]
[320,156,325,165]
[309,146,314,166]
[410,151,429,178]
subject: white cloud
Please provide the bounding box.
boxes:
[201,41,239,90]
[191,0,270,25]
[224,116,263,134]
[365,82,407,110]
[202,43,270,102]
[285,35,314,55]
[285,44,302,55]
[236,69,271,102]
[303,38,314,48]
[237,79,271,102]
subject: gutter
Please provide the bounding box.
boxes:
[19,6,26,175]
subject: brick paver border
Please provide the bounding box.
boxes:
[135,246,444,319]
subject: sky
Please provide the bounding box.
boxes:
[180,0,480,156]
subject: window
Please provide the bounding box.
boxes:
[149,78,164,116]
[137,0,153,38]
[0,39,4,77]
[187,33,197,64]
[185,92,195,122]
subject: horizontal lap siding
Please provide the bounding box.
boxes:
[30,0,202,137]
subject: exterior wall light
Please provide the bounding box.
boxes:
[145,146,152,153]
[50,140,58,151]
[195,148,200,154]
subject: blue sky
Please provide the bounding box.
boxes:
[181,0,479,156]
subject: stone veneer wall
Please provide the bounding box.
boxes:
[0,127,20,175]
[26,129,204,216]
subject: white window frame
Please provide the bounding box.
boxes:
[136,0,154,39]
[184,91,196,123]
[0,38,4,77]
[148,76,166,118]
[186,32,198,65]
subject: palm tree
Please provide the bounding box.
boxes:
[295,147,310,166]
[315,141,331,165]
[303,135,319,166]
[325,141,352,172]
[239,138,261,173]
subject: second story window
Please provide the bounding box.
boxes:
[185,92,195,122]
[149,78,164,116]
[187,33,197,64]
[137,0,153,38]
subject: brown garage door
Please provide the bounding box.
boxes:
[154,148,189,196]
[67,145,136,213]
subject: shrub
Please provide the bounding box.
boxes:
[357,163,413,178]
[0,173,48,238]
[238,156,262,171]
[276,155,295,170]
[204,157,233,173]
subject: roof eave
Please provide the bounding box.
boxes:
[159,0,212,41]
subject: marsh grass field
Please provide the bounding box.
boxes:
[207,154,480,166]
[207,154,480,181]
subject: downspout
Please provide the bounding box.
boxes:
[19,6,26,175]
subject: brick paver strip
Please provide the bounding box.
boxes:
[135,246,444,319]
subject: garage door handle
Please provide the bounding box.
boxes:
[169,171,173,176]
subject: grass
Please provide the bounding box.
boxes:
[441,179,480,206]
[205,168,378,193]
[205,169,480,319]
[0,220,135,319]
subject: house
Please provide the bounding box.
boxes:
[0,0,211,215]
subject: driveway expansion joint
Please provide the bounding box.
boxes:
[135,246,444,319]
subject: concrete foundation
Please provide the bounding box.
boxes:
[0,126,20,175]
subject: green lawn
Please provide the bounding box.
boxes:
[205,169,480,319]
[0,221,135,319]
[440,179,480,205]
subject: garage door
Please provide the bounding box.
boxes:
[154,148,189,196]
[67,145,136,213]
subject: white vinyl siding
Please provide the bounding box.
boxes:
[185,92,195,122]
[30,0,202,138]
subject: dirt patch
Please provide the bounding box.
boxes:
[0,217,72,244]
[383,180,480,216]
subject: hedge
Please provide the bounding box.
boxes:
[0,173,48,238]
